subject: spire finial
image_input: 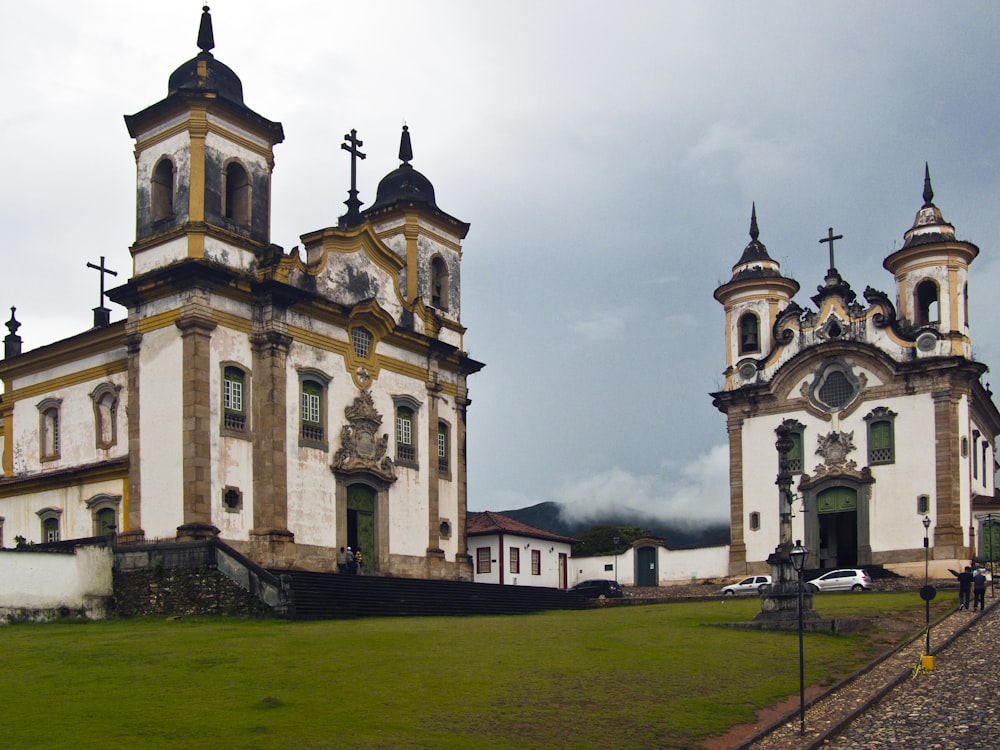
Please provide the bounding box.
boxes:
[749,203,759,242]
[197,6,215,54]
[922,162,934,207]
[4,306,22,358]
[399,124,413,165]
[5,307,19,337]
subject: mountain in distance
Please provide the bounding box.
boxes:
[496,501,730,550]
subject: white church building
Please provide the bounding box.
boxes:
[0,8,482,580]
[713,171,1000,576]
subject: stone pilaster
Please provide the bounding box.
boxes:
[426,358,443,555]
[454,385,473,578]
[125,330,144,535]
[727,413,747,575]
[250,329,293,543]
[933,389,964,557]
[176,309,218,538]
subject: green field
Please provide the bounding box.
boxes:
[1,593,950,749]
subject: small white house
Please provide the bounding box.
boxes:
[467,511,577,589]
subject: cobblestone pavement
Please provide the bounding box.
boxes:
[746,593,999,749]
[826,599,1000,749]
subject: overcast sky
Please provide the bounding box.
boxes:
[3,2,1000,528]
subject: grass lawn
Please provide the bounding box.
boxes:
[1,592,951,749]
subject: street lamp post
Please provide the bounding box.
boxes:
[789,540,807,737]
[920,516,935,657]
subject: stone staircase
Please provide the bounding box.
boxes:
[275,570,588,620]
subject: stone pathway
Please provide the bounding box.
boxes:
[745,594,999,749]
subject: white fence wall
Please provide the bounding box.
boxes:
[0,547,114,622]
[572,545,731,587]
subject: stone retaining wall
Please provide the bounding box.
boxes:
[113,567,271,617]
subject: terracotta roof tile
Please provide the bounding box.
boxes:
[466,511,579,545]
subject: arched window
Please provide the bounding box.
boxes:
[865,407,897,465]
[86,494,121,537]
[915,279,939,325]
[430,256,449,310]
[224,162,251,227]
[437,420,450,475]
[780,420,805,474]
[222,365,248,434]
[91,383,120,449]
[151,157,175,222]
[749,511,761,531]
[300,378,325,445]
[37,507,62,543]
[351,327,373,359]
[396,404,416,465]
[37,398,62,461]
[738,312,760,354]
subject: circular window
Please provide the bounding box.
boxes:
[808,362,861,413]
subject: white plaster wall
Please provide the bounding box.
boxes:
[572,554,621,584]
[572,546,730,586]
[0,546,112,612]
[204,236,256,273]
[139,327,185,537]
[470,535,500,585]
[134,236,189,276]
[206,114,271,151]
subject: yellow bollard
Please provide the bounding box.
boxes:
[921,655,935,671]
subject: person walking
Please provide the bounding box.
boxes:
[973,567,987,611]
[354,547,364,575]
[953,566,974,610]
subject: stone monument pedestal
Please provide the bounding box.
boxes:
[753,546,820,629]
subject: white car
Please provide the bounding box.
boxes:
[808,568,872,592]
[721,575,772,596]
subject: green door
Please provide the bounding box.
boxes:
[347,484,375,570]
[817,487,858,568]
[980,520,1000,563]
[636,546,657,587]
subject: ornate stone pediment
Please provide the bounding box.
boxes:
[331,390,397,481]
[812,430,857,476]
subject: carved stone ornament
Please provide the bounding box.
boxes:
[331,390,397,481]
[812,430,857,476]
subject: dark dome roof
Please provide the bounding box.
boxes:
[168,52,244,104]
[371,163,437,209]
[166,6,243,105]
[366,125,438,212]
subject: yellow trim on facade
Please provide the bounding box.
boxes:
[3,361,128,404]
[137,309,182,335]
[212,309,253,335]
[188,109,208,224]
[0,460,128,500]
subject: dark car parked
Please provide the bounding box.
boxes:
[569,579,623,599]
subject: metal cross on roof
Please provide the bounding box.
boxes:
[87,256,118,308]
[819,226,843,272]
[340,128,366,224]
